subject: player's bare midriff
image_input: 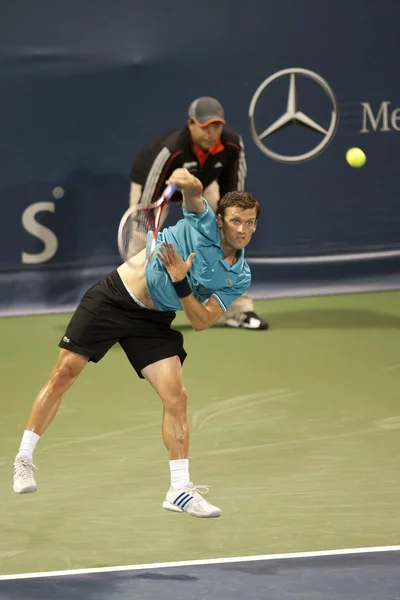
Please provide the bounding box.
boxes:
[117,249,155,309]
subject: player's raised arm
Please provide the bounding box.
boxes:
[166,168,204,214]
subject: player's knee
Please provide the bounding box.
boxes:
[50,354,85,391]
[163,385,188,413]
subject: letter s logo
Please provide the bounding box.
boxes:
[21,202,58,264]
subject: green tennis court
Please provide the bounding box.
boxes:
[1,292,400,576]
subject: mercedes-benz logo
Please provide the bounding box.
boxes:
[249,68,339,163]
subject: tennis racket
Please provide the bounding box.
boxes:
[118,183,178,265]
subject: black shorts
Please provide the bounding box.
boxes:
[59,270,186,378]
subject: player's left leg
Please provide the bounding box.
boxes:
[142,356,221,518]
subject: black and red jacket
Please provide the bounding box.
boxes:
[130,125,247,203]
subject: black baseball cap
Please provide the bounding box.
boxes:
[188,97,225,128]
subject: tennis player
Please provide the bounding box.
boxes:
[13,168,260,519]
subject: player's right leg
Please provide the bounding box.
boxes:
[13,349,88,494]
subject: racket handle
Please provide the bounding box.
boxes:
[162,183,178,201]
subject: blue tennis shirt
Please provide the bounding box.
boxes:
[145,199,251,312]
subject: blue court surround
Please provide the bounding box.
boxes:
[0,548,399,600]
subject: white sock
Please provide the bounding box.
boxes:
[169,459,190,490]
[16,430,40,460]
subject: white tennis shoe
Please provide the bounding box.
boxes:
[163,483,221,518]
[13,456,37,494]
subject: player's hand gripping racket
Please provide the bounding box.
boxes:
[118,183,178,265]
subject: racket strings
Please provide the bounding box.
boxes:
[120,207,154,261]
[118,184,177,264]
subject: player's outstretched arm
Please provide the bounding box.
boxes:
[178,295,224,331]
[157,242,223,331]
[166,168,204,214]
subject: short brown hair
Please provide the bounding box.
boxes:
[217,191,260,220]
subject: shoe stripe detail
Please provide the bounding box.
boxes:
[180,495,194,509]
[172,493,195,508]
[173,492,187,506]
[176,494,191,507]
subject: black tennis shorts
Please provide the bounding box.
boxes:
[59,270,186,378]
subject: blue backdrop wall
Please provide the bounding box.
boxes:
[1,0,400,314]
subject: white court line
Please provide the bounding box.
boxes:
[0,545,399,581]
[247,248,400,264]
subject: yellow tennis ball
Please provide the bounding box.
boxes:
[346,147,366,168]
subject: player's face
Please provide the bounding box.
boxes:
[217,207,258,250]
[188,120,224,151]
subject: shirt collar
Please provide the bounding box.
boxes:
[191,138,224,167]
[218,247,245,272]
